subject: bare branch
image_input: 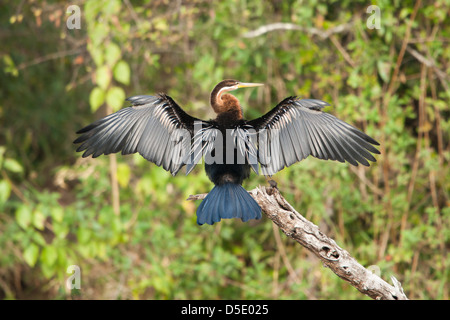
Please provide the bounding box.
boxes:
[188,186,408,300]
[406,45,449,92]
[16,47,85,71]
[242,22,354,39]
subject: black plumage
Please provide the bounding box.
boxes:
[246,96,380,175]
[74,80,380,225]
[74,94,204,175]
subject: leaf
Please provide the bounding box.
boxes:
[377,60,391,83]
[77,228,91,244]
[32,208,46,230]
[117,163,131,188]
[0,180,11,204]
[113,60,130,85]
[89,23,109,47]
[102,0,121,15]
[3,158,23,173]
[51,207,64,223]
[53,223,69,239]
[95,65,111,90]
[41,246,58,267]
[87,42,104,67]
[3,54,18,77]
[105,42,122,67]
[89,86,105,113]
[23,243,39,267]
[16,204,32,229]
[106,86,125,112]
[41,262,56,279]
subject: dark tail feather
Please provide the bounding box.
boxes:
[196,183,262,225]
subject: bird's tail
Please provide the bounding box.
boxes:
[196,183,262,225]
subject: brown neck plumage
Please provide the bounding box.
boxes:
[210,88,243,119]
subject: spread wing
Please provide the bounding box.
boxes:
[73,94,210,175]
[246,97,380,176]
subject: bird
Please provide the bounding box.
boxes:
[74,79,380,225]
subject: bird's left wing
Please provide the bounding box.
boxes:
[73,94,210,176]
[245,96,380,176]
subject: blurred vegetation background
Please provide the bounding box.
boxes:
[0,0,448,300]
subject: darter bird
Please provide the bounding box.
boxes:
[74,80,380,225]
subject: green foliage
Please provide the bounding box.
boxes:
[0,0,448,300]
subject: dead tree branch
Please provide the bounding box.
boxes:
[188,186,408,300]
[242,22,354,39]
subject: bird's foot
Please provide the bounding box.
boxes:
[264,176,278,189]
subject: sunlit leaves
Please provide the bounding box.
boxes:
[95,65,111,90]
[114,60,131,86]
[89,87,105,112]
[51,207,64,223]
[106,86,125,112]
[23,243,39,267]
[0,180,11,205]
[377,60,391,83]
[3,158,22,173]
[105,42,121,67]
[2,54,18,76]
[32,206,46,231]
[16,205,32,229]
[117,162,131,188]
[41,246,58,267]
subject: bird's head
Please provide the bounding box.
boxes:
[210,79,264,114]
[215,79,264,95]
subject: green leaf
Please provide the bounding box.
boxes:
[106,86,125,112]
[77,228,91,244]
[87,42,104,67]
[117,163,131,188]
[41,246,58,267]
[102,0,121,15]
[53,223,69,239]
[41,262,56,279]
[3,54,18,77]
[32,208,46,230]
[16,204,32,229]
[105,42,122,67]
[3,158,23,173]
[114,60,130,85]
[377,60,391,83]
[89,86,105,113]
[89,23,109,47]
[23,243,39,267]
[95,65,111,90]
[51,207,64,223]
[0,180,11,204]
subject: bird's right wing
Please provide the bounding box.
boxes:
[73,94,210,176]
[246,96,380,176]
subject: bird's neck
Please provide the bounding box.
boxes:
[211,93,243,120]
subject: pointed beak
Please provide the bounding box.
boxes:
[237,82,264,88]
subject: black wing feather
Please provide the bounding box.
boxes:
[74,94,209,175]
[246,96,380,175]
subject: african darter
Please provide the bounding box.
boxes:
[74,80,380,225]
